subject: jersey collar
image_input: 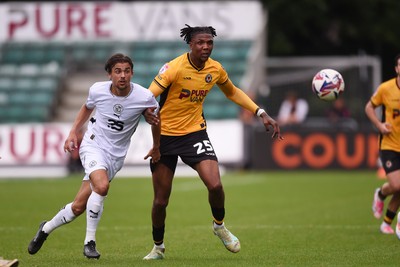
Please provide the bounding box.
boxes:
[187,53,206,71]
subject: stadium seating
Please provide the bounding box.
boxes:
[0,41,66,123]
[0,40,251,123]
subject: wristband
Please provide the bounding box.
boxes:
[256,108,266,117]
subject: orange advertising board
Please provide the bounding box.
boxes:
[250,128,379,170]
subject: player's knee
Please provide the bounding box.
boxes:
[208,182,223,194]
[94,184,109,196]
[71,202,86,216]
[153,198,169,209]
[392,182,400,192]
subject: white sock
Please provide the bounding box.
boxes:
[43,203,76,234]
[213,221,225,229]
[155,243,165,249]
[85,191,105,244]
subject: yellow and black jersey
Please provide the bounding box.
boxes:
[149,53,229,136]
[371,78,400,151]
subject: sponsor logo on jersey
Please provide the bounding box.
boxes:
[179,89,191,99]
[178,88,209,103]
[393,108,400,119]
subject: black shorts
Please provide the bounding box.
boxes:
[151,129,218,173]
[380,150,400,175]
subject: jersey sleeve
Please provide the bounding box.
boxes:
[149,81,164,98]
[85,84,96,109]
[216,63,229,85]
[150,62,178,95]
[370,86,383,107]
[218,79,259,114]
[148,94,160,114]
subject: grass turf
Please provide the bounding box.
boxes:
[1,170,400,266]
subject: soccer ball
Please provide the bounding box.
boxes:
[312,69,345,101]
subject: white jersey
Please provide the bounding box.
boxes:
[81,81,159,158]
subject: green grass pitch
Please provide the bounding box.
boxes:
[1,170,400,266]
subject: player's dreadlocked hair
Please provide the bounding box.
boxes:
[180,24,217,44]
[104,53,134,74]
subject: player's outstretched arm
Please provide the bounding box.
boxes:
[257,109,283,140]
[218,81,283,140]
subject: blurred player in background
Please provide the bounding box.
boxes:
[366,53,400,237]
[28,53,160,259]
[142,24,283,260]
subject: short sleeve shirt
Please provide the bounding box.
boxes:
[150,53,228,136]
[371,78,400,151]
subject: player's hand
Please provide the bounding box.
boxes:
[143,107,159,126]
[379,122,392,135]
[261,114,284,140]
[144,147,160,163]
[64,133,78,153]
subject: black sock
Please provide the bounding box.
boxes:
[152,225,165,245]
[212,207,225,224]
[384,209,396,225]
[378,189,387,201]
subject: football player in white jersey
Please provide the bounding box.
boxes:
[28,53,160,259]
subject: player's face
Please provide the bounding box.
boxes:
[396,59,400,77]
[189,33,214,65]
[109,62,133,94]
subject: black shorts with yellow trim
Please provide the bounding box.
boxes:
[150,129,218,173]
[380,150,400,175]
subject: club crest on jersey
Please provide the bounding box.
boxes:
[89,160,97,168]
[205,74,212,83]
[113,104,123,118]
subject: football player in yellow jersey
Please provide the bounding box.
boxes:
[366,54,400,237]
[143,25,283,260]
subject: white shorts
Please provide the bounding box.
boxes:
[79,142,124,182]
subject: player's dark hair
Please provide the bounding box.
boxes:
[395,54,400,66]
[104,53,134,73]
[180,24,217,44]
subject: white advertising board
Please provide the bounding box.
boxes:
[0,1,264,42]
[0,120,243,178]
